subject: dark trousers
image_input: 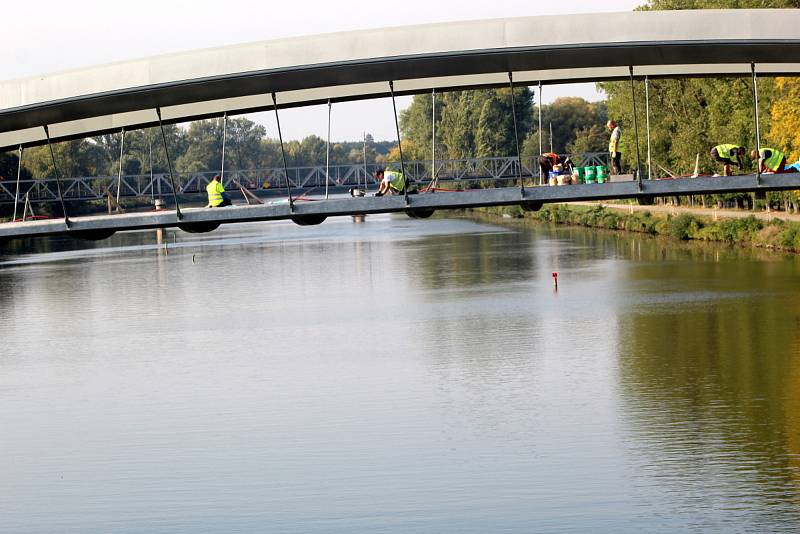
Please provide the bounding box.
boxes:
[538,156,553,183]
[611,152,622,175]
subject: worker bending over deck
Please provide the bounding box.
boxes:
[607,120,622,175]
[206,175,232,207]
[711,144,746,176]
[538,152,574,183]
[752,147,790,174]
[374,168,415,196]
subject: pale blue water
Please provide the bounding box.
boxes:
[1,215,799,533]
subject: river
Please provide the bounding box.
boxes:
[1,215,799,533]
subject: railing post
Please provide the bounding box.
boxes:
[389,80,409,205]
[12,145,22,222]
[42,125,70,227]
[271,92,294,212]
[115,127,125,208]
[751,62,762,185]
[155,107,182,220]
[508,72,524,196]
[363,132,368,192]
[629,66,643,190]
[326,99,331,199]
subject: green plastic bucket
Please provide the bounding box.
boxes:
[584,166,596,184]
[596,165,608,184]
[576,167,585,183]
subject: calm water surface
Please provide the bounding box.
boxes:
[1,215,799,533]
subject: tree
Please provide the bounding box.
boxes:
[522,97,608,156]
[768,77,800,162]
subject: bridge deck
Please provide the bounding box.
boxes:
[2,173,799,241]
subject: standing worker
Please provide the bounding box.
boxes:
[710,144,746,177]
[751,147,790,174]
[206,174,232,207]
[374,168,414,197]
[607,120,622,175]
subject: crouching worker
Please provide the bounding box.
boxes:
[752,147,790,174]
[710,144,746,177]
[206,174,232,207]
[374,168,415,197]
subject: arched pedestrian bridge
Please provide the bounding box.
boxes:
[2,9,800,241]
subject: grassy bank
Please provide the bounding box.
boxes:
[477,204,800,253]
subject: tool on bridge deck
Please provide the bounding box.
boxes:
[508,72,525,197]
[155,107,182,220]
[272,92,294,213]
[42,125,71,228]
[106,189,125,214]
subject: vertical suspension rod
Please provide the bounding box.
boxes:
[12,145,23,222]
[115,127,126,206]
[431,88,436,191]
[220,112,228,182]
[363,132,368,192]
[326,99,331,199]
[508,72,524,195]
[155,107,182,220]
[42,125,70,227]
[389,81,409,205]
[751,63,761,185]
[645,76,652,180]
[271,92,294,211]
[538,81,543,185]
[629,66,643,190]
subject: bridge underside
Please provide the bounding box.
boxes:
[2,173,798,241]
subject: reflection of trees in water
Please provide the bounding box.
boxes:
[615,258,800,525]
[403,229,534,290]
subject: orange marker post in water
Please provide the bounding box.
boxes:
[552,272,558,289]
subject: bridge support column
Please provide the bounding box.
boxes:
[155,107,182,220]
[42,125,71,228]
[12,145,22,222]
[508,72,525,197]
[271,92,294,212]
[389,81,410,206]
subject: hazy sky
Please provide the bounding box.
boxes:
[3,0,642,140]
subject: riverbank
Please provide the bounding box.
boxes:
[474,203,800,253]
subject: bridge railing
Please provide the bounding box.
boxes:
[0,153,608,205]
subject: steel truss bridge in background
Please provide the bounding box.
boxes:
[0,154,609,205]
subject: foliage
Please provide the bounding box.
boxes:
[400,87,533,161]
[768,77,800,163]
[522,97,608,156]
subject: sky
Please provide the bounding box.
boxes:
[2,0,642,141]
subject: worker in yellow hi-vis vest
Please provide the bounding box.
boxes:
[710,144,746,176]
[607,120,622,175]
[206,175,232,207]
[374,168,416,197]
[751,147,789,174]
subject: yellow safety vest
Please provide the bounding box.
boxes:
[206,180,225,206]
[715,144,740,160]
[385,170,406,192]
[760,148,785,171]
[608,127,621,153]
